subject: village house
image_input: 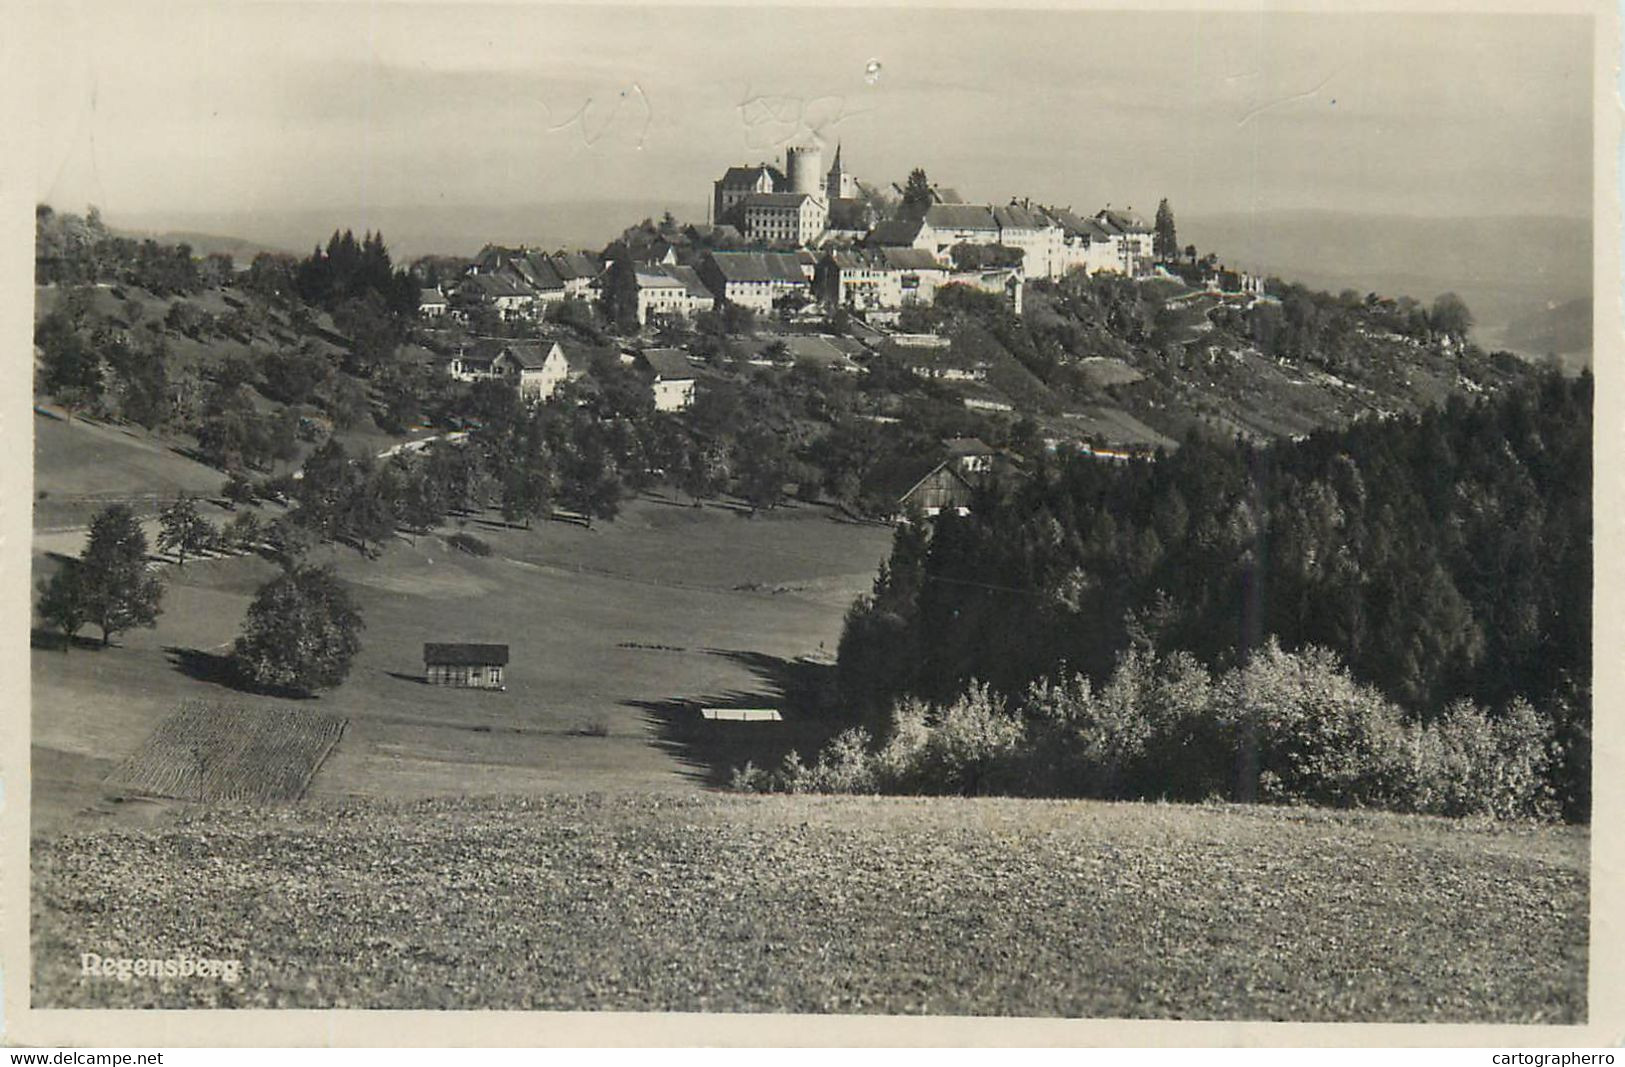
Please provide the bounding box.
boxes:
[491,341,577,403]
[992,202,1063,279]
[815,247,950,311]
[1094,207,1155,276]
[699,251,810,314]
[861,455,979,522]
[922,204,1001,257]
[448,340,502,382]
[419,288,449,318]
[423,643,509,689]
[633,265,715,324]
[866,217,937,254]
[457,272,538,320]
[549,251,603,299]
[940,268,1025,314]
[637,347,698,411]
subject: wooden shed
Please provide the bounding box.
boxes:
[423,643,509,690]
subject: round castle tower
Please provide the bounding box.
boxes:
[784,143,824,197]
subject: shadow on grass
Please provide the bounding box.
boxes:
[163,645,316,700]
[30,628,104,652]
[630,649,860,789]
[385,670,429,686]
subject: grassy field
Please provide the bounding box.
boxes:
[31,794,1588,1018]
[31,495,895,833]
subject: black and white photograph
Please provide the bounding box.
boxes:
[4,0,1612,1040]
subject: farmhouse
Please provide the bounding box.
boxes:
[699,251,810,314]
[549,251,603,298]
[492,341,574,403]
[458,273,537,320]
[419,288,448,318]
[633,265,715,324]
[861,455,979,521]
[448,341,502,381]
[637,347,698,411]
[423,643,509,689]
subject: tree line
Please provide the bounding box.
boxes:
[833,368,1592,821]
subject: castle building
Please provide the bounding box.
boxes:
[713,163,785,227]
[740,191,828,246]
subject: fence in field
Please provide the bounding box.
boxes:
[699,707,782,722]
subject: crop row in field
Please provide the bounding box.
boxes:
[105,701,346,804]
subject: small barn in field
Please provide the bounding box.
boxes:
[423,643,509,689]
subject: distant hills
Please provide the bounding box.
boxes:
[107,200,709,263]
[1181,210,1592,363]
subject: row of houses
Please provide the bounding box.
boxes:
[867,202,1154,280]
[445,339,699,411]
[423,248,605,321]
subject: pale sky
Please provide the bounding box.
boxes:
[31,4,1593,231]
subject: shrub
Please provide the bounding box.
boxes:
[1408,697,1556,820]
[1212,641,1413,810]
[872,686,1029,795]
[447,532,492,557]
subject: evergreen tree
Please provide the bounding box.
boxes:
[1153,199,1178,262]
[900,168,934,221]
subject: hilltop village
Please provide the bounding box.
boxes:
[433,141,1261,333]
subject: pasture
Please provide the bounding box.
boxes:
[32,794,1588,1019]
[31,494,895,833]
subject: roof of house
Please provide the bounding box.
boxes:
[464,273,534,299]
[498,342,561,370]
[420,288,447,304]
[880,247,945,271]
[661,264,716,301]
[640,348,697,380]
[718,164,784,189]
[513,253,565,291]
[741,192,821,210]
[944,436,996,458]
[931,187,966,205]
[866,218,929,246]
[1095,208,1151,234]
[706,251,808,284]
[925,204,998,231]
[549,252,602,280]
[634,268,687,291]
[860,456,974,508]
[992,203,1053,231]
[780,334,851,367]
[424,642,510,666]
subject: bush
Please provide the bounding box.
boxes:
[1212,641,1414,811]
[446,532,491,557]
[1408,697,1556,820]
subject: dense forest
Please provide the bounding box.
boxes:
[823,370,1591,821]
